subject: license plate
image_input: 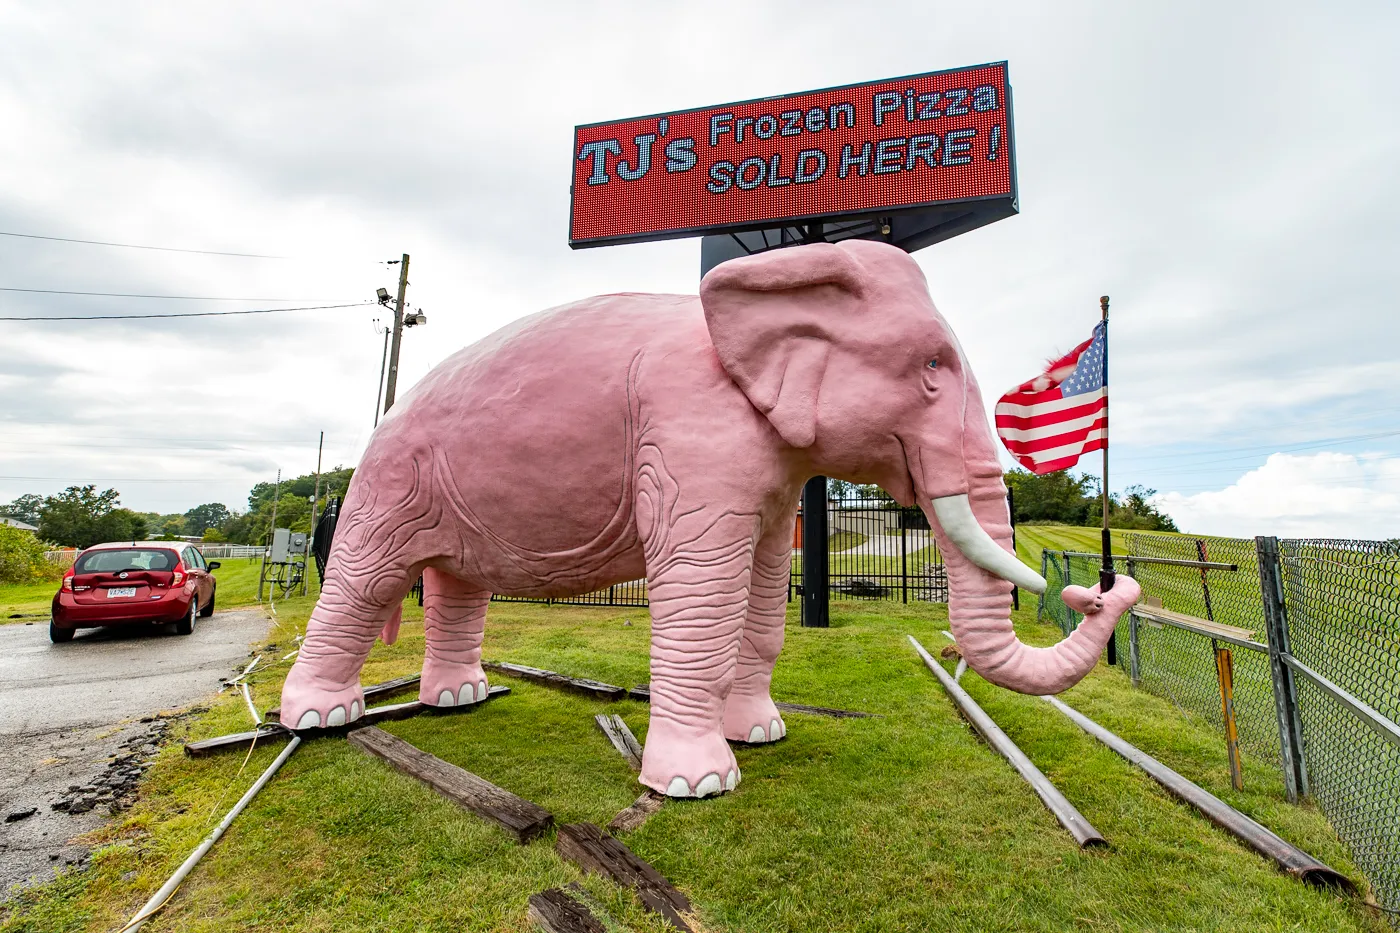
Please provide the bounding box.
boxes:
[107,587,137,598]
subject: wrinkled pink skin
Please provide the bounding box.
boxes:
[280,240,1140,796]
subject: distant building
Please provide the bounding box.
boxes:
[1,516,38,532]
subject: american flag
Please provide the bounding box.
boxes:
[996,322,1107,474]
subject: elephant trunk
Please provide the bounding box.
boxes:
[922,468,1118,695]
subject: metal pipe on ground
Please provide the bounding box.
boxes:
[121,736,302,932]
[908,636,1106,849]
[1040,694,1354,890]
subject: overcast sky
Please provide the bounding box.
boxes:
[1,1,1396,539]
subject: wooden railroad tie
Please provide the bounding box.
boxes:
[184,686,510,758]
[349,725,553,844]
[607,791,666,835]
[556,822,696,932]
[593,713,644,771]
[628,683,877,719]
[528,888,607,933]
[484,661,628,701]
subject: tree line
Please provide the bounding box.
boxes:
[0,466,355,551]
[831,468,1178,531]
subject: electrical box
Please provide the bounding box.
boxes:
[289,532,307,554]
[270,528,291,563]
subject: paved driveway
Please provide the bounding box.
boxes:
[0,608,270,896]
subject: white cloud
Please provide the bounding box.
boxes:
[1156,452,1400,539]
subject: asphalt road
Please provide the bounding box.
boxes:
[0,608,270,897]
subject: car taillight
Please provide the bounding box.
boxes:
[62,568,74,591]
[172,562,185,586]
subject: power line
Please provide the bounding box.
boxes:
[0,301,372,322]
[0,230,284,258]
[0,286,342,301]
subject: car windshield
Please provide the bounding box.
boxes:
[75,549,178,573]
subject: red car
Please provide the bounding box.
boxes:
[50,542,220,643]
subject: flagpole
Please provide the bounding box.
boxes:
[1099,295,1115,595]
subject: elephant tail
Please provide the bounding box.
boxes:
[380,604,403,646]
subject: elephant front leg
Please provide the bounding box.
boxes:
[723,527,791,744]
[281,573,403,729]
[639,522,755,799]
[420,568,492,707]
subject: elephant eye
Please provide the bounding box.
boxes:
[926,359,938,370]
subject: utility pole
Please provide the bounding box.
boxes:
[302,432,323,596]
[373,326,389,427]
[382,254,411,412]
[258,469,281,602]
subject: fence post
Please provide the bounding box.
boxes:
[1126,558,1140,687]
[1037,550,1048,623]
[1256,535,1309,802]
[1213,641,1244,790]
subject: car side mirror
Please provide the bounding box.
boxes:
[207,561,221,570]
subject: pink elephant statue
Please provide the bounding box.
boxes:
[280,239,1139,798]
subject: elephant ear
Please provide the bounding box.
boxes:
[699,244,867,449]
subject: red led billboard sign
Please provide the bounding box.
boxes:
[569,62,1015,249]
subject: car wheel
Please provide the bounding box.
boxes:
[49,620,74,643]
[199,584,216,618]
[175,598,197,636]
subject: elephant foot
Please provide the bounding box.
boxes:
[420,658,489,707]
[639,719,739,799]
[280,662,366,730]
[722,691,786,744]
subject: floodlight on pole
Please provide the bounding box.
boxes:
[376,287,391,304]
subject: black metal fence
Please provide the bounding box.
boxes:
[485,497,946,609]
[791,499,946,603]
[1041,534,1400,925]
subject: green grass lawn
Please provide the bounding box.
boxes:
[1,581,57,620]
[1,594,1382,932]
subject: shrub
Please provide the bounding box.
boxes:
[0,524,62,585]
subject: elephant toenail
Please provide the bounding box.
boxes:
[326,706,347,727]
[724,768,737,791]
[477,679,487,701]
[770,718,784,739]
[296,710,320,730]
[438,689,455,706]
[694,773,723,797]
[457,684,473,705]
[748,725,766,743]
[666,776,692,797]
[351,700,361,720]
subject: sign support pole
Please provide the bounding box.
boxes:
[801,477,829,628]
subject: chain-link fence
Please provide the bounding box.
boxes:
[1277,538,1400,925]
[1039,534,1400,925]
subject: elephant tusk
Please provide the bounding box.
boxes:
[931,494,1048,595]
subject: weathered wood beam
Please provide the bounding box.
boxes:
[485,661,627,701]
[527,888,607,933]
[349,726,553,843]
[628,684,876,719]
[556,822,695,931]
[593,713,644,771]
[606,790,666,835]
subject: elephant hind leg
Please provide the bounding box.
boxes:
[723,524,791,744]
[420,568,492,707]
